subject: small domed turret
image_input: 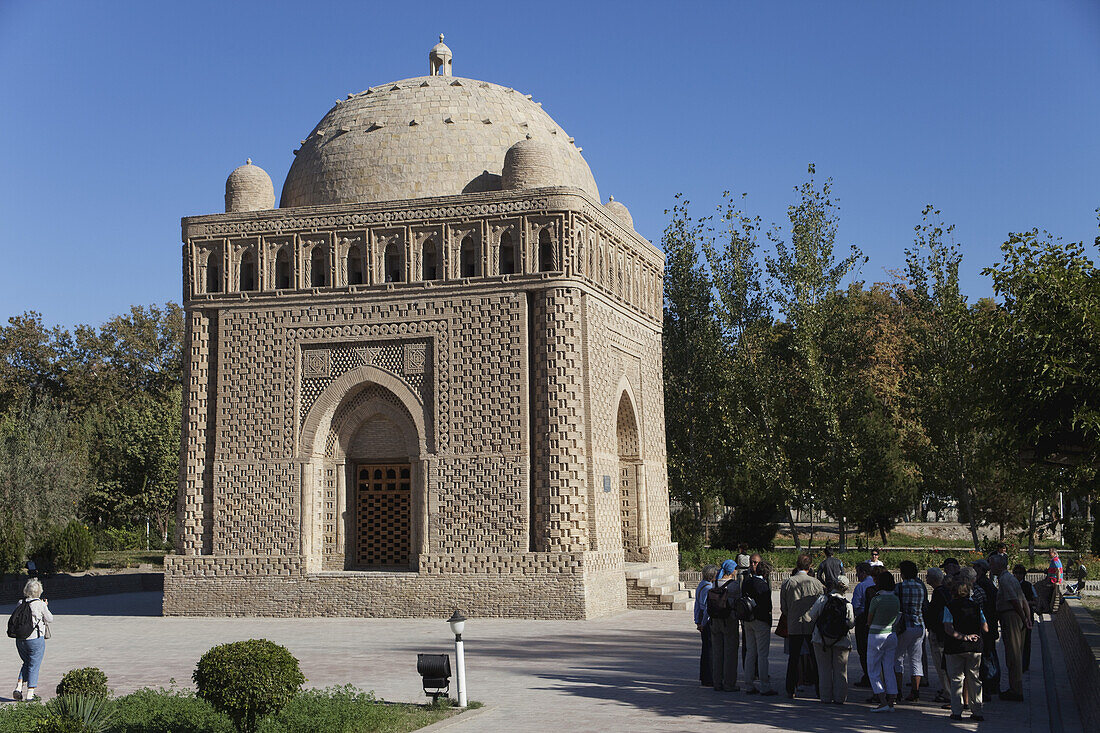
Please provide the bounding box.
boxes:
[225,159,275,213]
[429,34,453,76]
[604,196,634,230]
[502,135,558,191]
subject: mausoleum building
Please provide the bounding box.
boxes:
[164,39,682,618]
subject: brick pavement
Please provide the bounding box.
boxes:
[0,592,1082,732]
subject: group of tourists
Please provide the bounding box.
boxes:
[693,543,1066,719]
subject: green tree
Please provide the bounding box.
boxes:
[84,387,182,541]
[763,165,866,549]
[901,206,999,550]
[982,226,1100,467]
[0,313,70,413]
[0,400,89,546]
[662,196,731,542]
[818,284,921,545]
[703,193,797,547]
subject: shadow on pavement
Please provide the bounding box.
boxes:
[460,628,965,732]
[0,591,162,618]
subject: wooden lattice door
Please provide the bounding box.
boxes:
[355,463,412,568]
[621,463,640,560]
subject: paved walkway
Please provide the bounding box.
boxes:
[0,592,1084,732]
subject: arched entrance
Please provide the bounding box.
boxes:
[616,391,644,561]
[299,366,428,573]
[345,409,415,568]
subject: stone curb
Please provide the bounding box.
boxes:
[417,704,493,731]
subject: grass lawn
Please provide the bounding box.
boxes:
[0,687,466,733]
[92,550,168,570]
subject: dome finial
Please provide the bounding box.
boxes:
[246,158,252,165]
[429,34,453,77]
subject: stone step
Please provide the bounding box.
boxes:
[624,563,688,611]
[660,589,690,604]
[624,565,665,581]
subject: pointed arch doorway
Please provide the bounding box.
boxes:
[617,391,646,562]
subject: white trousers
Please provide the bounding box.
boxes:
[867,632,898,695]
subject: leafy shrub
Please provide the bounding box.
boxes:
[0,518,25,575]
[33,716,88,733]
[95,526,145,552]
[0,702,48,733]
[110,687,233,733]
[33,521,95,574]
[193,639,305,733]
[260,687,454,733]
[57,668,110,699]
[39,695,113,733]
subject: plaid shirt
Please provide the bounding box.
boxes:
[896,578,927,627]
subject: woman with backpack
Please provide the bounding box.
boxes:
[10,578,53,701]
[808,574,856,704]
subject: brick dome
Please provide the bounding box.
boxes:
[225,159,275,213]
[502,135,558,190]
[604,196,633,229]
[280,75,599,208]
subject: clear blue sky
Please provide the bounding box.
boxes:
[2,1,1098,328]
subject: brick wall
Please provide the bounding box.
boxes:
[1052,593,1100,726]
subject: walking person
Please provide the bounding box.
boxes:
[708,560,741,691]
[781,554,824,699]
[741,555,777,696]
[894,560,928,702]
[809,574,856,704]
[694,565,718,687]
[869,549,884,567]
[1014,564,1038,672]
[816,546,844,593]
[852,562,875,687]
[11,579,53,702]
[992,554,1031,701]
[943,580,987,722]
[866,571,900,712]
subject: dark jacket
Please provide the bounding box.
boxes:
[926,584,951,641]
[976,575,998,639]
[817,556,845,591]
[944,597,984,655]
[742,573,772,623]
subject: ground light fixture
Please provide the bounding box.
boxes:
[448,610,468,707]
[416,653,451,702]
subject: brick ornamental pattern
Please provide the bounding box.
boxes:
[167,59,676,618]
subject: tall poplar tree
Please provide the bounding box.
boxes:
[662,196,730,544]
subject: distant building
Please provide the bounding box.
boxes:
[164,38,683,618]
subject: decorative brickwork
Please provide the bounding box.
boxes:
[168,49,674,618]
